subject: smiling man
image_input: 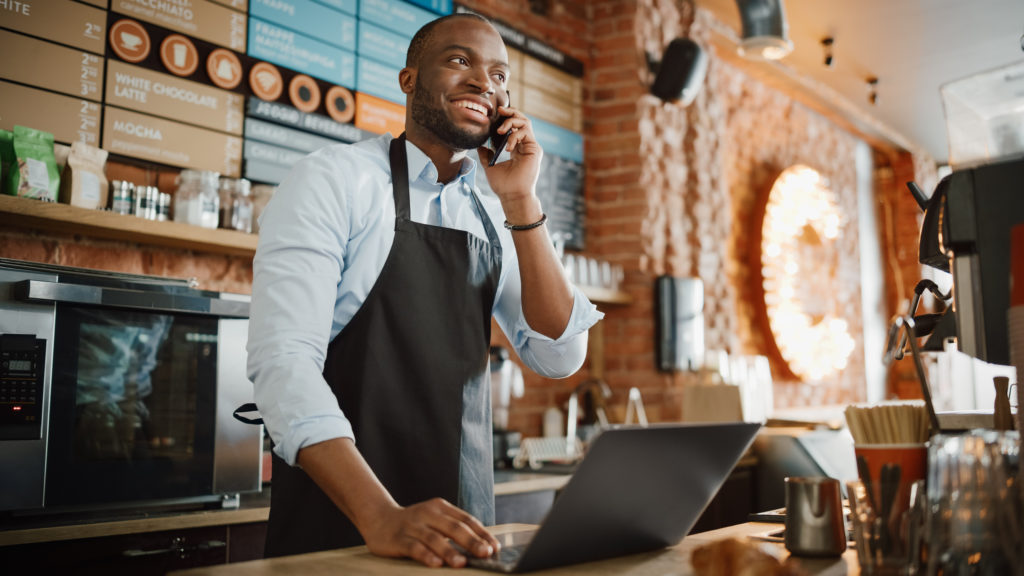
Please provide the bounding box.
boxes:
[246,12,602,568]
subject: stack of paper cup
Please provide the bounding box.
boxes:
[1007,223,1024,489]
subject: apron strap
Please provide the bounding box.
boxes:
[232,402,264,425]
[389,134,411,224]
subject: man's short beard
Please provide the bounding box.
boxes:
[411,78,490,151]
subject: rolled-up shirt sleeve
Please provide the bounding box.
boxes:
[492,251,604,377]
[246,151,355,466]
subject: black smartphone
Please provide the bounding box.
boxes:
[488,90,511,167]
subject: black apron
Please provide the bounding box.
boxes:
[263,134,503,557]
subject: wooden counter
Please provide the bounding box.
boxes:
[169,522,859,576]
[0,496,271,547]
[0,474,570,547]
[493,471,572,496]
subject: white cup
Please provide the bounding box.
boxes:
[173,44,186,67]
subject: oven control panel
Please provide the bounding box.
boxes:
[0,334,46,440]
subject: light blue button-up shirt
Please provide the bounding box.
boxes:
[247,134,603,466]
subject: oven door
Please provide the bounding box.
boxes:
[17,279,251,509]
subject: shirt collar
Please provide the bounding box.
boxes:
[404,139,479,190]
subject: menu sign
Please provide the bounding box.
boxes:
[0,0,106,55]
[522,85,581,133]
[354,92,405,136]
[356,21,409,70]
[356,57,404,105]
[359,0,435,38]
[0,30,104,103]
[0,81,101,146]
[246,97,368,143]
[243,158,291,185]
[209,0,247,12]
[532,118,583,163]
[306,0,357,16]
[456,5,583,77]
[103,107,242,176]
[244,118,338,154]
[523,56,582,105]
[247,18,355,87]
[536,154,585,249]
[112,0,246,51]
[249,0,356,51]
[243,139,306,167]
[106,60,244,135]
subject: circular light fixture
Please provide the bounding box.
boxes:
[757,165,855,381]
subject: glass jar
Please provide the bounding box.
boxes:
[173,170,219,229]
[109,180,134,215]
[218,177,253,233]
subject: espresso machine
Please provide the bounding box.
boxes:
[888,61,1024,415]
[901,157,1024,412]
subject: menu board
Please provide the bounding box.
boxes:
[105,60,244,135]
[103,107,242,176]
[536,155,586,248]
[0,30,104,103]
[356,57,405,105]
[244,118,340,154]
[0,0,585,246]
[0,81,101,146]
[249,0,356,50]
[247,18,355,88]
[110,0,246,51]
[1,0,107,55]
[246,97,368,143]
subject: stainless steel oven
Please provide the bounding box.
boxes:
[0,258,261,515]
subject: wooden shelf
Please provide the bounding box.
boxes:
[579,284,632,305]
[0,195,636,306]
[0,194,258,257]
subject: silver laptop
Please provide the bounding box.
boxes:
[470,422,761,573]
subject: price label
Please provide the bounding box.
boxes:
[0,30,104,103]
[77,101,101,145]
[80,53,102,99]
[0,81,100,145]
[2,0,106,55]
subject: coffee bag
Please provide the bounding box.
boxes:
[59,141,109,209]
[0,130,13,195]
[4,125,60,201]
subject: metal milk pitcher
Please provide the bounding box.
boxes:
[784,476,848,557]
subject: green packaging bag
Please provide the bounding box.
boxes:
[0,129,13,196]
[6,125,60,201]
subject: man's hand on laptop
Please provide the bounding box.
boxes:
[361,498,501,568]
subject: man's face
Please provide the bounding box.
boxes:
[408,19,510,151]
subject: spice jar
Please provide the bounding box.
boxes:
[173,169,219,229]
[218,177,253,233]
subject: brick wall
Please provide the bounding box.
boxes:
[496,0,913,436]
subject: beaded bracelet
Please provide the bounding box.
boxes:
[503,213,548,231]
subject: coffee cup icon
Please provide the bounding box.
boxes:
[216,58,237,80]
[173,43,187,67]
[120,32,143,49]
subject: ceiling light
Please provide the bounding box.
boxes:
[866,76,879,105]
[821,37,834,67]
[735,0,794,61]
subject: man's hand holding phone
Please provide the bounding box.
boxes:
[480,91,543,212]
[487,90,512,166]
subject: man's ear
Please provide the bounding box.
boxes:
[399,68,416,94]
